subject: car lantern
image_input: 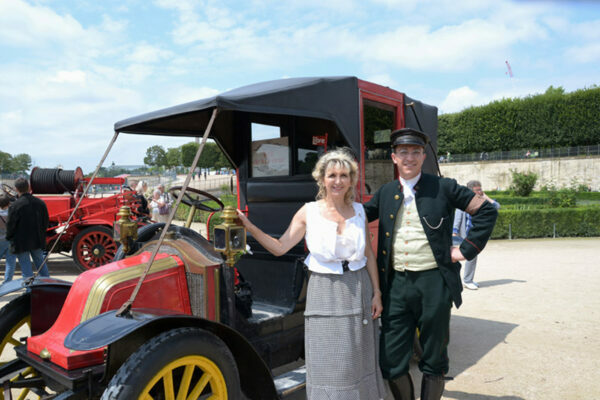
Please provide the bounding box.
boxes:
[114,206,138,254]
[213,206,246,266]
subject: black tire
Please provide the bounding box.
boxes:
[0,293,48,400]
[0,294,30,366]
[101,327,241,400]
[71,225,118,272]
[113,223,165,261]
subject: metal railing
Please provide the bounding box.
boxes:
[441,144,600,163]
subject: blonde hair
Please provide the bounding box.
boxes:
[135,180,147,194]
[312,147,358,205]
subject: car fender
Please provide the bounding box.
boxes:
[0,277,72,298]
[0,278,72,335]
[65,309,278,400]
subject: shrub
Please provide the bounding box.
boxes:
[509,170,538,197]
[547,187,577,208]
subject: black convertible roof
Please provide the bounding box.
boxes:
[114,76,438,173]
[114,76,362,151]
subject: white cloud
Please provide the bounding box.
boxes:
[0,0,84,47]
[48,70,87,84]
[439,86,483,113]
[127,43,173,64]
[565,43,600,64]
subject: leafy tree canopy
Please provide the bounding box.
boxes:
[181,141,231,170]
[0,151,32,174]
[144,145,167,167]
[166,147,181,168]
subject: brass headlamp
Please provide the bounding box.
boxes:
[213,206,246,267]
[114,206,138,255]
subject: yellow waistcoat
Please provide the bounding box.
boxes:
[392,200,438,272]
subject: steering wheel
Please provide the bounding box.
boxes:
[1,183,18,200]
[168,186,224,213]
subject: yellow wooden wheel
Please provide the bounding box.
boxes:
[0,294,47,400]
[101,327,241,400]
[0,294,31,366]
[0,315,30,366]
[139,355,228,400]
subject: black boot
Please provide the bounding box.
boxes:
[388,373,415,400]
[420,374,445,400]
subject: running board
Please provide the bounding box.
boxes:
[274,365,306,398]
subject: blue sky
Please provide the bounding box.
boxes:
[1,0,599,173]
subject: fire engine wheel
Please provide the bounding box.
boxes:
[1,183,17,200]
[101,327,241,400]
[72,226,118,271]
[0,294,49,400]
[113,223,165,260]
[169,186,224,212]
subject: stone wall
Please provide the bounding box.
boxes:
[439,156,600,191]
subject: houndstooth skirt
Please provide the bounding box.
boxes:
[304,267,387,400]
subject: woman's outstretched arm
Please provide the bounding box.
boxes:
[236,205,307,257]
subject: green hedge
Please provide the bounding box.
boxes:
[576,192,600,201]
[438,86,600,154]
[491,207,600,239]
[492,195,548,205]
[489,192,600,206]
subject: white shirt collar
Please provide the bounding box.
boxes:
[399,173,421,191]
[399,173,421,205]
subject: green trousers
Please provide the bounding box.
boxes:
[380,268,452,379]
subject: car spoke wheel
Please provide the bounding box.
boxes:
[140,355,227,399]
[101,327,241,400]
[0,294,30,366]
[72,226,118,271]
[0,294,49,400]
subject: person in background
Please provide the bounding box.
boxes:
[236,148,386,399]
[6,177,50,279]
[134,180,150,217]
[149,189,168,223]
[453,180,500,290]
[157,184,173,217]
[363,128,498,400]
[0,194,18,283]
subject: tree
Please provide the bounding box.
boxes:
[11,153,32,174]
[144,145,167,167]
[179,141,232,170]
[166,147,181,169]
[0,151,12,172]
[180,142,200,168]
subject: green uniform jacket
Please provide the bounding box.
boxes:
[364,173,498,308]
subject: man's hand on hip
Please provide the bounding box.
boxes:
[451,247,466,263]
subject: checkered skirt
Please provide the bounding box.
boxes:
[304,267,386,400]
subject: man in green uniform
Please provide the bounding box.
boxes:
[364,128,498,400]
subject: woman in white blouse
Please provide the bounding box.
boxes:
[237,148,386,399]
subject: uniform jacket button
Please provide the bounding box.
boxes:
[385,232,390,237]
[382,250,387,255]
[394,195,400,200]
[390,214,394,219]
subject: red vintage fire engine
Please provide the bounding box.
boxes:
[1,167,146,271]
[0,76,439,399]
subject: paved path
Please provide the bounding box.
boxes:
[1,237,599,399]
